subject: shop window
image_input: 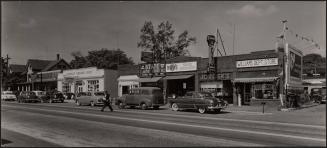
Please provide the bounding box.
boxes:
[88,80,99,92]
[62,83,71,93]
[254,83,274,99]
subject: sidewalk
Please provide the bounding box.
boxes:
[224,104,278,113]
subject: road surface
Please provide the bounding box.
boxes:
[1,101,326,147]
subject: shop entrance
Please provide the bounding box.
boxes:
[165,75,194,97]
[236,83,252,105]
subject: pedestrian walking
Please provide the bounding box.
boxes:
[101,91,113,112]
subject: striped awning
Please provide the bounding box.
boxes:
[233,77,278,83]
[163,75,193,80]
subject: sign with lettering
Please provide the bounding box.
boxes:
[199,72,232,81]
[139,63,165,77]
[62,67,103,78]
[166,61,197,72]
[236,58,278,68]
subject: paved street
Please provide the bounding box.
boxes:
[1,101,326,147]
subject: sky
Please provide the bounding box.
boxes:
[2,1,326,65]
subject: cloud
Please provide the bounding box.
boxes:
[19,18,37,28]
[226,5,278,18]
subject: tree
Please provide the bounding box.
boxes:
[137,21,196,62]
[70,48,134,70]
[303,53,326,77]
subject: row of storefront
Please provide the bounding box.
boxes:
[50,47,305,107]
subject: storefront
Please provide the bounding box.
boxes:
[117,75,139,97]
[163,61,199,97]
[233,50,281,106]
[57,67,118,97]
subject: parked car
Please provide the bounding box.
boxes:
[115,87,165,110]
[168,91,228,114]
[41,91,65,103]
[1,91,17,101]
[17,91,40,103]
[32,91,46,101]
[311,88,326,104]
[63,92,75,100]
[75,91,105,106]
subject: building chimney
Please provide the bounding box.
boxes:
[57,54,60,61]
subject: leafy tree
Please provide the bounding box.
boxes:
[303,53,326,77]
[70,48,134,70]
[137,21,196,62]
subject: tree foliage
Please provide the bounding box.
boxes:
[303,53,326,77]
[137,21,196,62]
[70,48,134,70]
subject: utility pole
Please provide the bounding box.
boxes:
[280,19,288,107]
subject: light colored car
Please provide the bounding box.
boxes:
[75,91,105,106]
[1,91,17,101]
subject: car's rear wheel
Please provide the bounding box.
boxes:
[90,101,95,107]
[198,107,206,114]
[141,103,147,110]
[118,102,125,109]
[171,103,179,111]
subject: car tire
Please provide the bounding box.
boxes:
[141,103,147,110]
[198,107,206,114]
[118,102,125,109]
[90,101,95,107]
[76,100,81,106]
[171,103,179,111]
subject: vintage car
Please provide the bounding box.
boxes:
[75,91,105,106]
[115,87,165,110]
[40,91,65,103]
[17,91,41,103]
[311,88,326,104]
[1,91,17,101]
[168,91,228,114]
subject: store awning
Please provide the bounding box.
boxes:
[117,75,139,81]
[233,77,278,83]
[137,77,162,83]
[163,75,193,80]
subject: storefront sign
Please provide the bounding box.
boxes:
[166,61,197,72]
[139,63,165,77]
[62,67,103,78]
[236,58,278,68]
[199,72,231,81]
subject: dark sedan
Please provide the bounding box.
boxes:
[168,91,228,114]
[41,91,65,103]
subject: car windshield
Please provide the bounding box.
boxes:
[94,92,105,96]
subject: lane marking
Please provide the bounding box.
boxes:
[2,104,326,142]
[4,102,325,129]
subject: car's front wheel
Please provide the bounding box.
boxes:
[198,107,206,114]
[171,103,179,111]
[141,103,147,110]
